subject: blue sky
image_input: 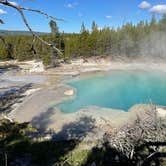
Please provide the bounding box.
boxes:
[0,0,166,33]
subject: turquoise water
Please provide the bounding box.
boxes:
[58,70,166,113]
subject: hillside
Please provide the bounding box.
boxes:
[0,29,47,36]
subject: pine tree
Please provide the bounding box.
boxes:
[150,15,157,31]
[158,14,166,31]
[49,20,59,35]
[91,21,98,32]
[80,22,86,33]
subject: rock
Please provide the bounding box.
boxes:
[43,134,52,140]
[23,88,41,96]
[29,61,45,73]
[64,89,74,96]
[156,107,166,118]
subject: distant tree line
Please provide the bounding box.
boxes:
[0,14,166,64]
[64,14,166,61]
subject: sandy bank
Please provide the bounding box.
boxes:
[8,82,165,141]
[1,58,166,75]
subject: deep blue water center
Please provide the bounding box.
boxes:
[58,70,166,113]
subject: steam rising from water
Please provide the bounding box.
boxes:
[112,29,166,61]
[139,31,166,60]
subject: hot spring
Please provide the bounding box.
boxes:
[58,70,166,113]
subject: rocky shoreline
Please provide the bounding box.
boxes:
[0,83,32,112]
[1,59,166,141]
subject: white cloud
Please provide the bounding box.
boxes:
[138,1,151,9]
[66,3,73,8]
[9,1,18,6]
[78,12,83,17]
[105,15,112,19]
[0,9,7,14]
[149,5,166,14]
[65,2,78,9]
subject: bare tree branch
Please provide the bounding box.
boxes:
[20,7,64,21]
[0,0,63,55]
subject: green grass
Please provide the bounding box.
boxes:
[62,149,91,165]
[1,119,166,166]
